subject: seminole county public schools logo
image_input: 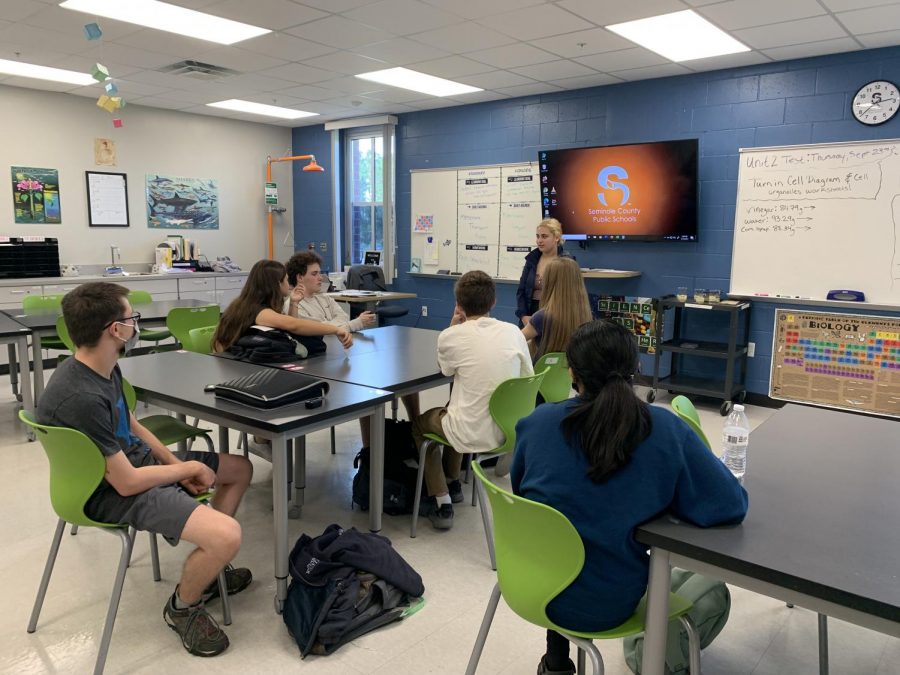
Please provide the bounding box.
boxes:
[597,165,629,206]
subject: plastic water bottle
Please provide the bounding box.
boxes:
[721,404,750,481]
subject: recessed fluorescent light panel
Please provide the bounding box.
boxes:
[60,0,270,45]
[355,68,482,97]
[0,58,96,85]
[207,100,318,120]
[606,10,749,62]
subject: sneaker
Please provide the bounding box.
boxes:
[202,564,252,602]
[427,503,454,530]
[536,655,576,675]
[163,595,230,657]
[448,479,464,504]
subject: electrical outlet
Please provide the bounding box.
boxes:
[748,342,756,358]
[421,305,428,317]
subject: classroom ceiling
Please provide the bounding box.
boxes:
[4,0,900,127]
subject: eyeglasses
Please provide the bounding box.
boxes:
[104,312,142,329]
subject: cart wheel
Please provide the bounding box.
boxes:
[737,391,747,404]
[646,390,656,403]
[720,401,731,416]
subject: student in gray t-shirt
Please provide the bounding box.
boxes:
[36,282,253,658]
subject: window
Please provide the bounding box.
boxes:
[346,133,383,266]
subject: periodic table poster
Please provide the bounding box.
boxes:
[594,296,658,354]
[771,310,900,418]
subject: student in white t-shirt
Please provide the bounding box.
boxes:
[412,270,533,530]
[285,251,421,449]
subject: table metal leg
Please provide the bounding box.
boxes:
[818,613,829,675]
[369,411,384,532]
[16,336,34,441]
[289,436,306,519]
[271,435,288,613]
[643,547,672,675]
[32,334,44,405]
[218,427,229,454]
[176,413,187,453]
[8,344,19,400]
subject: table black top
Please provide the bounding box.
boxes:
[636,404,900,622]
[118,351,392,434]
[4,299,214,330]
[0,312,30,339]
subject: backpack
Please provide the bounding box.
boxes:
[623,569,731,675]
[352,419,422,516]
[228,327,326,364]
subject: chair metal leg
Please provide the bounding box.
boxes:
[567,636,603,675]
[126,527,136,567]
[818,613,829,675]
[27,518,66,633]
[577,648,586,675]
[678,614,702,675]
[94,529,133,675]
[218,569,232,626]
[149,533,161,582]
[201,433,214,453]
[330,426,336,454]
[70,524,79,535]
[474,477,496,570]
[410,440,430,538]
[464,582,502,675]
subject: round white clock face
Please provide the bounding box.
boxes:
[852,80,899,126]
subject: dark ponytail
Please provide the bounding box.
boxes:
[562,320,652,483]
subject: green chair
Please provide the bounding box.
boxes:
[122,377,214,452]
[534,352,572,403]
[410,369,547,560]
[186,325,218,354]
[55,315,75,352]
[166,305,220,349]
[19,410,230,675]
[671,395,711,450]
[128,290,172,347]
[465,460,701,675]
[23,294,68,351]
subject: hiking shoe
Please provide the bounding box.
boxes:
[203,565,252,602]
[427,503,454,530]
[448,480,464,504]
[163,595,230,657]
[537,655,576,675]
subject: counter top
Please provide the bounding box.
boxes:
[0,270,247,287]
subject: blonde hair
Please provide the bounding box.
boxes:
[537,257,592,358]
[537,217,563,241]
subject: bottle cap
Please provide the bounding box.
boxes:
[733,404,745,412]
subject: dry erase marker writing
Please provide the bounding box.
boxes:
[753,293,769,296]
[776,294,810,299]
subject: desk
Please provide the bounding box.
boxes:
[637,405,900,675]
[118,351,392,612]
[4,298,215,403]
[326,291,417,302]
[0,313,32,435]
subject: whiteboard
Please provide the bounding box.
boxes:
[411,162,541,278]
[731,139,900,305]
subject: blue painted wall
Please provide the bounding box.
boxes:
[294,46,900,396]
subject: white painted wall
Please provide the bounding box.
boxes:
[1,84,294,269]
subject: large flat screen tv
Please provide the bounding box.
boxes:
[538,139,699,242]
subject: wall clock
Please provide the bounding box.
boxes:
[852,80,899,126]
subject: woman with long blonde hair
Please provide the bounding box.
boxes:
[521,256,592,359]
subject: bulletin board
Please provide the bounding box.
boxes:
[410,162,542,278]
[771,309,900,418]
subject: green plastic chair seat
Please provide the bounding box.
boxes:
[128,290,173,344]
[122,378,213,451]
[533,352,571,403]
[24,294,67,351]
[185,325,218,354]
[166,305,219,349]
[671,395,711,450]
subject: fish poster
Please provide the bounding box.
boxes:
[11,166,61,224]
[146,174,219,230]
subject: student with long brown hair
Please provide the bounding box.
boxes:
[213,259,352,353]
[521,256,592,360]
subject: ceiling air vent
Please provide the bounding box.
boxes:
[157,60,241,81]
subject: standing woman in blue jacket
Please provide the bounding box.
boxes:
[515,218,571,327]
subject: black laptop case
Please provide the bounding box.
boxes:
[213,368,329,409]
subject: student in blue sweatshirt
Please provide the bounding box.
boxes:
[511,320,748,675]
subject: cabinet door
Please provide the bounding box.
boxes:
[179,277,213,297]
[0,284,43,306]
[180,290,218,304]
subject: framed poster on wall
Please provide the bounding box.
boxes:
[85,171,129,227]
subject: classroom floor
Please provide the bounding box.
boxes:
[1,373,897,675]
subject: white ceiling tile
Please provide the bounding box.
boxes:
[495,82,564,97]
[357,87,429,103]
[734,16,849,49]
[476,4,594,41]
[230,92,313,108]
[551,73,624,89]
[761,37,862,61]
[509,59,598,82]
[298,0,380,11]
[129,95,197,110]
[0,49,73,67]
[420,0,547,21]
[682,0,728,5]
[557,0,686,27]
[683,51,771,70]
[194,47,288,72]
[75,44,175,70]
[0,0,49,22]
[256,62,335,84]
[21,5,140,41]
[456,70,537,89]
[278,84,344,100]
[344,0,461,34]
[444,90,510,103]
[316,75,388,94]
[110,28,214,58]
[531,28,635,59]
[412,55,495,78]
[238,33,336,61]
[837,5,900,34]
[203,0,327,30]
[45,56,141,79]
[409,21,515,53]
[322,94,393,111]
[857,28,900,48]
[103,79,171,97]
[612,63,694,81]
[353,38,449,66]
[1,76,88,93]
[296,100,361,115]
[214,73,297,93]
[285,16,394,49]
[821,0,900,11]
[303,51,388,75]
[697,0,826,31]
[465,43,557,69]
[575,48,669,72]
[0,23,93,55]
